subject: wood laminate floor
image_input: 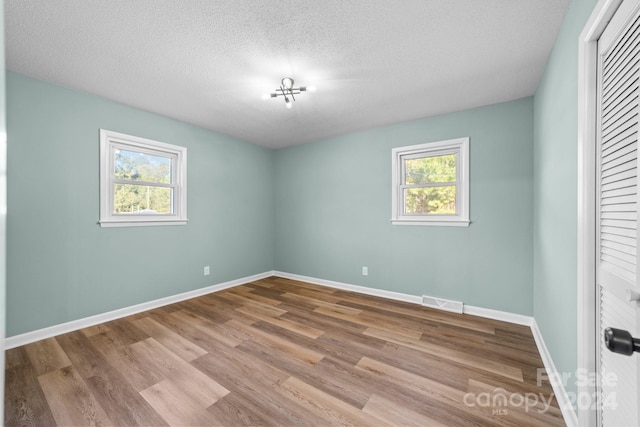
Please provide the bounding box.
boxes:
[5,276,565,426]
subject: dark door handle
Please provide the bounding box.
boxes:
[604,327,640,356]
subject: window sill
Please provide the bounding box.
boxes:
[391,219,470,227]
[99,219,188,228]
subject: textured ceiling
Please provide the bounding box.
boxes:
[5,0,570,149]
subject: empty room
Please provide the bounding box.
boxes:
[1,0,639,426]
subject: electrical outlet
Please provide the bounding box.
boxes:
[204,265,210,276]
[362,266,368,276]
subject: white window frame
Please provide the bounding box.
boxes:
[391,137,469,227]
[99,129,187,227]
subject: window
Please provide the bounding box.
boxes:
[99,130,187,227]
[391,137,469,226]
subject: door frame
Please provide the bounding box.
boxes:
[578,0,623,426]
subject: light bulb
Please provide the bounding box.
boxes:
[282,77,294,89]
[285,99,293,109]
[306,85,317,92]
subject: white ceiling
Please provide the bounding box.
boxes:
[5,0,570,149]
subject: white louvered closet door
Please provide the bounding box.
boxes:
[598,1,640,425]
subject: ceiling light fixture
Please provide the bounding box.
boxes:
[269,77,313,109]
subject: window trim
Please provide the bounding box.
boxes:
[99,129,188,227]
[391,137,470,227]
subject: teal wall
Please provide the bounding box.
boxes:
[0,0,7,417]
[533,0,598,399]
[7,76,535,337]
[6,72,275,336]
[275,98,534,315]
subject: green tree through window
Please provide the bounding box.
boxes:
[404,154,457,215]
[113,149,173,214]
[391,137,469,226]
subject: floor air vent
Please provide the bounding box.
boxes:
[421,295,464,314]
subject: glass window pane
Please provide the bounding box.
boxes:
[114,149,172,184]
[404,186,456,215]
[404,154,456,185]
[113,184,173,214]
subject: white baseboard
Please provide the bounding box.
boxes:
[463,305,533,326]
[531,319,578,427]
[274,271,533,325]
[4,271,275,349]
[273,271,423,304]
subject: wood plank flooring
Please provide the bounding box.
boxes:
[4,276,565,426]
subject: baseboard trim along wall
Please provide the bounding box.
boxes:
[530,319,578,427]
[274,271,535,326]
[4,270,575,426]
[4,271,274,350]
[274,271,424,305]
